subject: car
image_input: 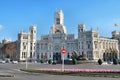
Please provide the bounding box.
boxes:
[52,61,57,65]
[118,59,120,64]
[4,58,11,63]
[34,60,37,63]
[102,62,108,65]
[68,59,72,61]
[6,59,11,63]
[12,61,18,64]
[107,61,113,64]
[0,60,5,64]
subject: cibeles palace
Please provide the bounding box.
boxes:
[18,10,119,62]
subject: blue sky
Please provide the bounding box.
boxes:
[0,0,120,41]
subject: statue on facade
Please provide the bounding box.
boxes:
[71,50,88,60]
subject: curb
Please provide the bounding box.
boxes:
[20,69,120,78]
[0,74,14,77]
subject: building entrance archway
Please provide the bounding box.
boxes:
[53,52,61,63]
[103,49,118,61]
[53,44,61,63]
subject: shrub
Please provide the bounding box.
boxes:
[67,54,70,58]
[98,59,102,65]
[48,59,52,64]
[72,58,77,65]
[113,59,118,65]
[41,60,44,63]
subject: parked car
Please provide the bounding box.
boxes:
[68,58,72,61]
[34,60,37,63]
[4,58,11,63]
[0,60,5,64]
[107,61,113,64]
[52,60,57,65]
[12,61,18,64]
[118,59,120,64]
[102,62,108,65]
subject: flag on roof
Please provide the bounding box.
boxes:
[114,23,119,27]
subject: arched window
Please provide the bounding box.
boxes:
[41,53,43,58]
[30,52,32,58]
[67,53,70,58]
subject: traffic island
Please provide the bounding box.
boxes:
[20,68,120,78]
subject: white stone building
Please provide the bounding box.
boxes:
[36,10,119,62]
[78,24,119,61]
[112,30,120,58]
[17,10,119,62]
[36,10,77,63]
[18,26,36,61]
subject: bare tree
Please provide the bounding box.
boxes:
[0,45,5,59]
[3,42,17,60]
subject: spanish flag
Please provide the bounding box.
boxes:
[114,23,119,27]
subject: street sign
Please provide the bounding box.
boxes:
[61,48,67,71]
[61,48,67,54]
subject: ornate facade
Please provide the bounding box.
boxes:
[36,10,119,62]
[17,10,119,62]
[18,26,36,61]
[78,24,119,61]
[36,10,77,63]
[112,30,120,58]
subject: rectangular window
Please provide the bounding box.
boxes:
[23,36,28,39]
[82,42,84,49]
[30,52,32,58]
[23,46,26,50]
[79,46,80,49]
[88,44,90,49]
[34,46,35,50]
[31,30,33,33]
[22,52,24,58]
[94,41,98,49]
[43,38,48,40]
[24,52,27,58]
[23,42,25,45]
[34,30,36,33]
[86,34,91,39]
[56,18,60,24]
[49,54,51,58]
[94,34,98,37]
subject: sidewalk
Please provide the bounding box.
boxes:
[0,71,14,77]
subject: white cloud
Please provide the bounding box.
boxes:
[0,25,3,30]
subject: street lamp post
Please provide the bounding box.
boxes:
[26,42,28,69]
[26,53,28,69]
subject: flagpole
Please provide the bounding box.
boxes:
[114,23,118,31]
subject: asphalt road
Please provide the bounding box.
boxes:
[0,63,120,80]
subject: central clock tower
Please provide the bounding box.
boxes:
[50,10,67,34]
[54,10,64,26]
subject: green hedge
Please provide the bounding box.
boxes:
[98,59,102,65]
[48,59,52,64]
[72,58,77,65]
[113,59,118,65]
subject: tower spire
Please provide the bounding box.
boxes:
[54,10,64,26]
